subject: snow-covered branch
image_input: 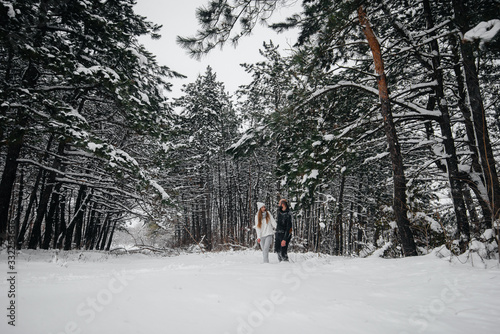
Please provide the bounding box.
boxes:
[463,19,500,47]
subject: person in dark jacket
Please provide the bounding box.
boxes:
[275,199,293,262]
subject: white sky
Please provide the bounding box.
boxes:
[133,0,300,99]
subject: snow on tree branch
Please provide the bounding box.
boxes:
[297,81,442,119]
[463,19,500,48]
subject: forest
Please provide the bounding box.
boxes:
[0,0,499,259]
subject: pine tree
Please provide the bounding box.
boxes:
[173,66,239,249]
[0,0,181,247]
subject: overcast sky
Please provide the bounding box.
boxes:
[133,0,300,99]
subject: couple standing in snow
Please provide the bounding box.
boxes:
[254,199,293,263]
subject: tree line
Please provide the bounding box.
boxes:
[1,0,499,258]
[0,0,181,250]
[177,0,500,257]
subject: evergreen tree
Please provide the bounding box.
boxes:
[173,66,239,249]
[180,0,500,255]
[0,0,182,247]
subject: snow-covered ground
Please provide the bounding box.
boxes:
[1,248,499,334]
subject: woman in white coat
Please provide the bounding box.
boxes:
[254,202,277,263]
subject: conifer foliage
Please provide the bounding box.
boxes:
[179,0,500,256]
[1,0,499,257]
[0,0,181,248]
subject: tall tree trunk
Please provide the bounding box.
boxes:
[1,0,49,244]
[84,203,97,250]
[99,214,111,250]
[17,166,43,249]
[44,181,63,250]
[356,180,364,256]
[248,164,252,245]
[55,191,67,249]
[74,188,91,249]
[105,220,117,251]
[13,169,24,248]
[449,34,493,225]
[42,141,66,249]
[348,199,354,255]
[0,120,26,243]
[64,185,88,250]
[28,141,65,249]
[423,0,470,251]
[452,0,500,221]
[358,6,417,256]
[18,136,53,248]
[335,174,345,255]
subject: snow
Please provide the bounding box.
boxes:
[481,229,495,240]
[109,148,139,167]
[363,152,390,164]
[309,169,319,179]
[74,65,120,83]
[138,92,150,105]
[2,2,15,18]
[312,141,322,147]
[87,142,103,152]
[323,134,334,141]
[464,19,500,47]
[301,169,319,183]
[1,249,499,334]
[228,131,255,151]
[411,212,443,233]
[148,179,170,201]
[127,47,149,66]
[65,107,88,124]
[371,241,393,257]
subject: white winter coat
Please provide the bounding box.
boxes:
[254,211,277,239]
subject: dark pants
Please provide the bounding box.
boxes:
[275,232,291,262]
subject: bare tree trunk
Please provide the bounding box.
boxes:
[452,0,500,221]
[348,200,354,255]
[335,175,345,255]
[74,188,91,249]
[0,120,26,243]
[449,34,493,225]
[17,165,44,249]
[99,214,111,251]
[105,220,117,251]
[423,0,470,251]
[0,0,48,244]
[358,6,417,256]
[13,169,24,249]
[55,190,67,249]
[64,185,88,250]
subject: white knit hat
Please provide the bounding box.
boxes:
[257,202,265,210]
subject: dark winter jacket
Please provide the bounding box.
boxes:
[276,207,293,240]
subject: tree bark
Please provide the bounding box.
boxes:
[13,169,24,249]
[452,0,500,221]
[1,0,49,244]
[105,220,117,251]
[423,0,470,251]
[449,34,493,226]
[55,191,67,249]
[335,174,345,255]
[74,188,91,249]
[17,164,43,249]
[42,141,66,249]
[64,185,88,250]
[29,140,65,249]
[358,6,417,256]
[0,120,26,243]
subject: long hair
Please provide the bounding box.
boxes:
[257,208,270,228]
